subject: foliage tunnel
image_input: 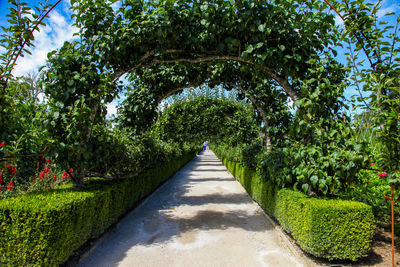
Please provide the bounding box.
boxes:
[40,0,370,195]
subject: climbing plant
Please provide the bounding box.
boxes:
[40,0,370,194]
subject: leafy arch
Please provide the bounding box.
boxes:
[44,0,351,191]
[118,61,294,151]
[70,0,338,100]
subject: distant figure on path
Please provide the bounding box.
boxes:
[203,141,207,151]
[204,141,209,151]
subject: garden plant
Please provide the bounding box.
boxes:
[0,0,399,265]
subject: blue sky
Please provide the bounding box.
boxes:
[329,0,400,113]
[0,0,78,76]
[0,0,399,116]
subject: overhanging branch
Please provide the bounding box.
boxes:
[113,52,301,103]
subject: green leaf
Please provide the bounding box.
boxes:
[302,183,309,193]
[310,175,318,187]
[246,44,254,53]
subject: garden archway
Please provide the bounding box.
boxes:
[44,0,351,193]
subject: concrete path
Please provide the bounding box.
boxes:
[79,150,306,267]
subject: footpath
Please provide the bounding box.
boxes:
[79,150,307,267]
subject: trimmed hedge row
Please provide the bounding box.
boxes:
[218,154,375,261]
[0,152,196,266]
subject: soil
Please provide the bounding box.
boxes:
[356,225,400,267]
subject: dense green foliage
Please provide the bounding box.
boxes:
[214,147,375,261]
[41,0,355,191]
[213,132,368,196]
[152,95,260,146]
[0,0,399,263]
[276,189,374,261]
[0,153,195,266]
[335,0,400,181]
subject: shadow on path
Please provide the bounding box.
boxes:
[78,151,285,267]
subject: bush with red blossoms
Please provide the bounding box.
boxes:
[7,180,14,191]
[340,166,400,232]
[0,161,18,198]
[0,154,70,199]
[27,159,69,193]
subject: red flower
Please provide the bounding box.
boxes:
[349,182,354,185]
[7,180,13,191]
[384,196,392,201]
[40,172,45,179]
[69,168,73,173]
[0,173,3,185]
[46,159,50,163]
[62,172,69,179]
[378,173,387,177]
[44,166,50,173]
[32,175,36,182]
[7,165,16,175]
[365,181,371,184]
[53,175,56,180]
[0,142,4,147]
[370,163,374,166]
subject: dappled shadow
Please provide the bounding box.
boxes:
[193,162,223,166]
[168,209,272,233]
[189,169,228,172]
[78,152,274,267]
[302,247,384,267]
[187,177,236,183]
[176,193,252,205]
[79,208,272,266]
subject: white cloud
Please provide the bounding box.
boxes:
[377,5,396,18]
[334,14,344,27]
[111,1,122,12]
[13,10,78,77]
[106,99,119,118]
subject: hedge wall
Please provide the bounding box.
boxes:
[0,152,196,266]
[218,154,375,261]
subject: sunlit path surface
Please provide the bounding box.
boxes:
[79,150,305,267]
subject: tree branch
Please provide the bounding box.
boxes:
[114,52,300,103]
[235,83,272,152]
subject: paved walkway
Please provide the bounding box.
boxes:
[79,151,306,267]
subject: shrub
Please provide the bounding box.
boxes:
[215,151,375,261]
[276,189,374,261]
[0,152,195,266]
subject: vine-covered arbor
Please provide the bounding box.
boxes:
[44,0,364,194]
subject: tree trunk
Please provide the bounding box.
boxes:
[237,85,272,152]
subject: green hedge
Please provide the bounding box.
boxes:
[0,152,196,266]
[218,154,375,261]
